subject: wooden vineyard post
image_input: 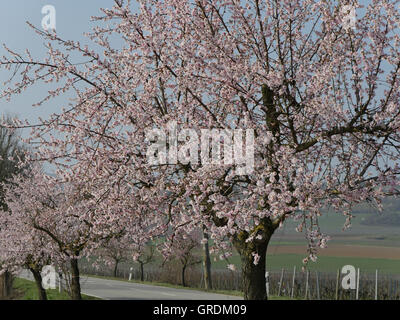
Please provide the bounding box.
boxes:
[304,269,309,300]
[316,271,320,300]
[356,268,360,300]
[291,266,296,299]
[335,269,340,300]
[278,268,284,296]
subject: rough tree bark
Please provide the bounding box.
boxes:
[70,259,82,300]
[202,229,212,290]
[113,260,119,278]
[233,219,275,300]
[181,265,187,287]
[236,242,269,300]
[139,262,144,281]
[29,268,47,300]
[0,271,13,299]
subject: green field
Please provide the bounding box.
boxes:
[207,211,400,274]
[272,211,400,244]
[210,253,400,275]
[81,210,400,279]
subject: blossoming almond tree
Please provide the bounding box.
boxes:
[132,239,155,282]
[98,237,131,278]
[0,166,136,299]
[1,0,400,300]
[161,228,202,287]
[99,219,158,280]
[0,203,54,300]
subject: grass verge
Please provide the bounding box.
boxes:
[13,277,101,300]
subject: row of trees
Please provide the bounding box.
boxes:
[0,119,211,298]
[101,232,205,287]
[1,0,400,300]
[0,116,26,299]
[0,125,208,299]
[0,154,208,298]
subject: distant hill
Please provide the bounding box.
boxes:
[360,212,400,226]
[353,196,400,226]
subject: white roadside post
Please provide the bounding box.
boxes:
[265,271,270,298]
[128,267,133,281]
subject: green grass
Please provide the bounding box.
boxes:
[13,277,101,300]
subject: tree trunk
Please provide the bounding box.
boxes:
[239,242,268,300]
[29,268,47,300]
[0,271,13,299]
[70,259,82,300]
[233,220,274,300]
[181,265,187,287]
[140,262,144,281]
[113,260,119,278]
[202,229,213,290]
[4,271,12,298]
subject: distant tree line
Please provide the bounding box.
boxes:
[361,212,400,227]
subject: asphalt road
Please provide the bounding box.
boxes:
[18,270,242,300]
[80,276,242,300]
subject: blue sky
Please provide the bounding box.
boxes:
[0,0,384,135]
[0,1,124,126]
